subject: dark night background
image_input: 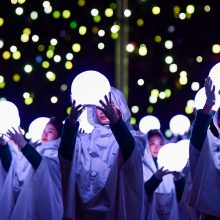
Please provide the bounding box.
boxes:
[1,0,220,135]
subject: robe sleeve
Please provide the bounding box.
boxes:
[110,117,135,161]
[0,144,12,172]
[190,109,213,151]
[144,174,162,199]
[59,118,79,161]
[21,143,42,169]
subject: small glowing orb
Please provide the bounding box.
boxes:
[71,70,111,105]
[209,62,220,95]
[169,114,190,135]
[27,117,50,142]
[157,141,189,171]
[194,87,220,111]
[139,115,160,134]
[0,101,20,134]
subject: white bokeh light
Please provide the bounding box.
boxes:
[71,70,111,106]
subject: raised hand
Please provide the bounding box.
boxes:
[98,92,120,124]
[0,134,7,146]
[68,100,85,127]
[155,166,172,180]
[204,76,216,107]
[6,127,27,149]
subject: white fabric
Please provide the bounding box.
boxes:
[64,87,146,220]
[0,138,63,220]
[187,109,220,218]
[142,146,179,220]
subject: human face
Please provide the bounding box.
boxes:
[96,108,110,125]
[41,123,59,143]
[148,135,164,158]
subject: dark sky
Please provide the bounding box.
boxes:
[0,0,220,134]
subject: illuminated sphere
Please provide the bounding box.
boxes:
[194,87,220,111]
[177,139,190,162]
[169,114,190,135]
[0,100,20,134]
[71,70,111,106]
[209,62,220,95]
[28,117,50,142]
[139,115,160,134]
[78,107,94,133]
[157,142,188,171]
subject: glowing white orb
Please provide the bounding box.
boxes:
[209,62,220,95]
[139,115,161,134]
[157,141,189,171]
[0,100,20,134]
[169,114,190,135]
[78,107,94,134]
[27,117,50,142]
[71,70,111,106]
[194,87,220,111]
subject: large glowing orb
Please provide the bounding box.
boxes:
[27,117,50,142]
[169,114,190,135]
[0,100,20,134]
[71,70,111,106]
[157,140,189,171]
[139,115,161,134]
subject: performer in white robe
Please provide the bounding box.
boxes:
[59,87,146,220]
[142,129,185,220]
[186,76,220,219]
[0,117,63,220]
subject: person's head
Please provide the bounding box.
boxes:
[95,101,121,125]
[147,129,165,158]
[41,117,63,143]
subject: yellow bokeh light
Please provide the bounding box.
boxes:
[12,51,21,60]
[93,15,101,23]
[12,73,21,82]
[79,26,87,35]
[38,45,45,51]
[152,6,160,15]
[151,89,159,97]
[42,61,50,68]
[130,117,136,125]
[196,56,203,63]
[0,81,5,89]
[186,5,195,14]
[111,32,119,39]
[179,76,188,85]
[92,26,99,34]
[185,105,194,114]
[105,8,113,17]
[72,43,81,52]
[212,44,220,54]
[0,18,4,26]
[2,51,11,60]
[62,10,71,19]
[23,28,31,35]
[46,50,54,59]
[147,106,154,114]
[67,106,71,115]
[24,97,33,105]
[137,18,144,26]
[78,0,85,7]
[154,35,162,43]
[164,89,171,98]
[139,44,147,56]
[18,0,26,4]
[65,61,73,69]
[21,33,29,42]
